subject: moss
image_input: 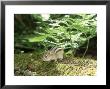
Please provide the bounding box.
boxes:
[14,52,97,76]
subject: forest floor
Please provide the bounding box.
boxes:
[14,52,97,76]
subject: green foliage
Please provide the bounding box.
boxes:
[14,14,97,56]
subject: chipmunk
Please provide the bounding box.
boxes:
[43,47,64,61]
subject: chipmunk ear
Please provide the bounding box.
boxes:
[49,51,52,54]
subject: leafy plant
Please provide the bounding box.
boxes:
[14,14,97,57]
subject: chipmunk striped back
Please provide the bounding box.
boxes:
[43,47,64,61]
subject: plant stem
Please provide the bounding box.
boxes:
[82,39,89,58]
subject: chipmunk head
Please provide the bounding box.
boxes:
[42,51,53,61]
